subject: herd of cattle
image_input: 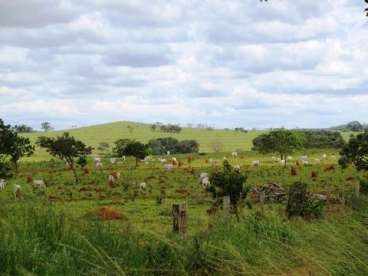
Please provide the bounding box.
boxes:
[0,152,337,199]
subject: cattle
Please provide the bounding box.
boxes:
[314,158,321,163]
[110,158,116,164]
[234,165,241,171]
[139,182,146,190]
[164,164,174,171]
[299,155,308,161]
[108,172,120,185]
[231,151,238,157]
[271,156,277,161]
[251,160,260,167]
[280,159,286,165]
[14,185,21,199]
[166,151,171,156]
[301,160,309,165]
[199,172,208,181]
[198,173,210,189]
[122,156,126,161]
[287,156,293,160]
[0,179,6,190]
[94,157,101,163]
[95,161,103,169]
[159,158,167,163]
[33,180,46,189]
[322,153,327,159]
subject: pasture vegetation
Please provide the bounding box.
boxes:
[1,121,368,275]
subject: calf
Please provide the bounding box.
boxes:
[0,179,6,190]
[33,180,46,189]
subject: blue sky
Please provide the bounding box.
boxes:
[0,0,367,130]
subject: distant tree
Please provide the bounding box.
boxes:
[123,141,148,167]
[148,137,199,155]
[113,139,132,157]
[41,122,53,132]
[253,129,303,166]
[175,140,199,154]
[339,132,368,171]
[211,140,224,153]
[0,119,34,173]
[12,124,34,133]
[208,160,248,216]
[347,121,364,132]
[37,132,92,184]
[127,125,135,134]
[150,124,157,132]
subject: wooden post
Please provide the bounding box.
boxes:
[172,204,187,234]
[223,196,231,215]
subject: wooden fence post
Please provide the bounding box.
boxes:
[172,203,187,234]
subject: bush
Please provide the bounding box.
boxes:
[148,137,199,155]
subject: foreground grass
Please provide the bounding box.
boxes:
[1,199,368,275]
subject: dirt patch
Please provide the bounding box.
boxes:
[86,207,127,221]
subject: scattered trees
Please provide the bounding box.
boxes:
[37,132,92,184]
[12,124,34,133]
[148,137,199,155]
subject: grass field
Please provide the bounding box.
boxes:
[23,121,265,161]
[1,149,368,275]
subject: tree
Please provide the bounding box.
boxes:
[339,132,368,171]
[208,160,248,216]
[37,132,92,184]
[41,122,53,132]
[123,141,148,167]
[252,129,303,167]
[12,124,34,133]
[113,139,132,157]
[346,121,364,132]
[0,119,34,173]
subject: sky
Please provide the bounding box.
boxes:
[0,0,367,130]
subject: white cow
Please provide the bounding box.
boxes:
[166,151,171,156]
[280,159,286,165]
[164,164,174,171]
[322,153,327,159]
[159,158,167,163]
[287,156,293,160]
[33,180,46,189]
[251,160,260,167]
[95,161,103,169]
[172,157,177,162]
[231,151,238,157]
[234,165,241,170]
[94,157,101,163]
[110,158,116,164]
[200,177,210,189]
[0,179,6,190]
[199,172,208,181]
[122,156,126,161]
[139,182,146,190]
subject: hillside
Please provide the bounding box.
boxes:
[23,121,265,160]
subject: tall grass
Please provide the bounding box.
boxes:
[1,200,368,275]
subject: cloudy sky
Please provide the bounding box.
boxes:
[0,0,367,130]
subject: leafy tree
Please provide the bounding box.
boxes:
[346,121,364,132]
[12,124,34,133]
[41,122,53,132]
[252,129,303,166]
[122,141,148,167]
[37,132,92,184]
[113,139,133,157]
[148,137,199,155]
[339,132,368,171]
[175,140,199,154]
[0,119,34,173]
[208,160,248,214]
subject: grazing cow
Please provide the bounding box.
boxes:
[234,165,241,171]
[301,160,309,165]
[231,151,238,157]
[111,172,121,179]
[251,160,260,167]
[299,155,308,161]
[94,157,101,163]
[122,156,126,161]
[95,161,103,169]
[280,159,286,166]
[287,156,293,160]
[200,177,210,189]
[164,164,174,171]
[271,156,277,161]
[314,158,321,163]
[110,158,116,164]
[0,179,6,190]
[159,158,167,163]
[166,151,171,156]
[26,175,33,183]
[14,185,21,199]
[199,172,208,181]
[33,180,46,189]
[139,182,146,190]
[322,153,327,159]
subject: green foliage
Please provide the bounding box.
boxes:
[286,182,325,219]
[113,138,132,157]
[37,132,92,183]
[295,130,345,149]
[0,119,34,172]
[12,124,34,133]
[208,160,248,208]
[252,129,303,160]
[339,131,368,171]
[148,137,199,155]
[97,142,110,152]
[40,122,53,132]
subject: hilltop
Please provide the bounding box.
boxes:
[23,121,265,160]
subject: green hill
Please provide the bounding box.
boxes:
[23,121,265,161]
